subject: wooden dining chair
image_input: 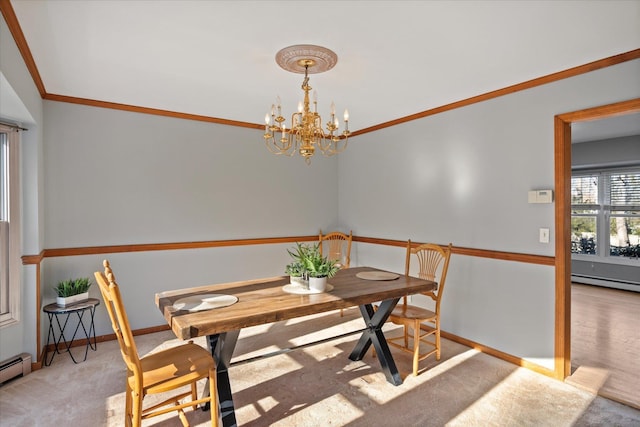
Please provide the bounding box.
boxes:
[386,240,452,376]
[95,260,219,427]
[319,230,353,315]
[319,230,352,269]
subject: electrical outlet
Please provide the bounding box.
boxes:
[539,228,550,243]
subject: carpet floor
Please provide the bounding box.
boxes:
[1,309,639,426]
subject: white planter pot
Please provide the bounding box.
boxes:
[308,277,328,293]
[290,276,308,289]
[56,292,89,307]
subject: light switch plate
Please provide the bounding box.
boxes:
[539,228,550,243]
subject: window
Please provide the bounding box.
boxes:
[571,168,640,261]
[0,124,21,327]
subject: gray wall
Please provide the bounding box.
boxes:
[573,135,640,170]
[42,103,340,247]
[339,59,640,370]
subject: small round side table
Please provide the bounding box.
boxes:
[42,298,100,366]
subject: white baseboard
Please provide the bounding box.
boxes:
[571,275,640,292]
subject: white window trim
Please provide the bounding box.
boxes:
[0,124,21,328]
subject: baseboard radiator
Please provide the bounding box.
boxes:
[572,274,640,292]
[0,353,31,385]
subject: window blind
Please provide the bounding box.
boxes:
[571,175,599,207]
[608,172,640,210]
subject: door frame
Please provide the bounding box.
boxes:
[554,98,640,379]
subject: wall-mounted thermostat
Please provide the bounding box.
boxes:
[528,190,553,204]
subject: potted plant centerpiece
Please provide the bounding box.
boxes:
[53,277,92,307]
[285,243,338,292]
[300,243,339,292]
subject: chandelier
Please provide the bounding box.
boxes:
[263,45,350,165]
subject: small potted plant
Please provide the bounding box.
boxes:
[53,277,92,307]
[286,242,313,288]
[300,243,339,292]
[285,261,307,288]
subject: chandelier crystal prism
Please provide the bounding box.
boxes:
[263,45,350,165]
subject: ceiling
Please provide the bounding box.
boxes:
[7,1,640,134]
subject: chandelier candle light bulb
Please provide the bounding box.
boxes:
[263,44,350,165]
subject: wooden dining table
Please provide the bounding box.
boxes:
[156,266,436,427]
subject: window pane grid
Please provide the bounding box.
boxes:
[571,216,597,255]
[572,170,640,260]
[571,175,598,205]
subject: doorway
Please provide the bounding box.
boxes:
[554,98,640,405]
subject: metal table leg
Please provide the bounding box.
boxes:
[205,330,240,427]
[44,311,66,366]
[348,297,402,385]
[68,306,97,363]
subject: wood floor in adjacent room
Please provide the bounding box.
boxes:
[568,283,640,409]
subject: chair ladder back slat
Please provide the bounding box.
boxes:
[109,279,142,374]
[94,265,141,376]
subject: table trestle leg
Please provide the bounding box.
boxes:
[348,298,402,386]
[205,330,240,427]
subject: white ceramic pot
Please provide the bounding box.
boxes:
[56,292,89,307]
[308,277,328,292]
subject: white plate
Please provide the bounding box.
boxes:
[282,284,334,295]
[356,271,399,281]
[172,294,238,312]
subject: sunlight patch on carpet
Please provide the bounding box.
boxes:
[447,367,597,426]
